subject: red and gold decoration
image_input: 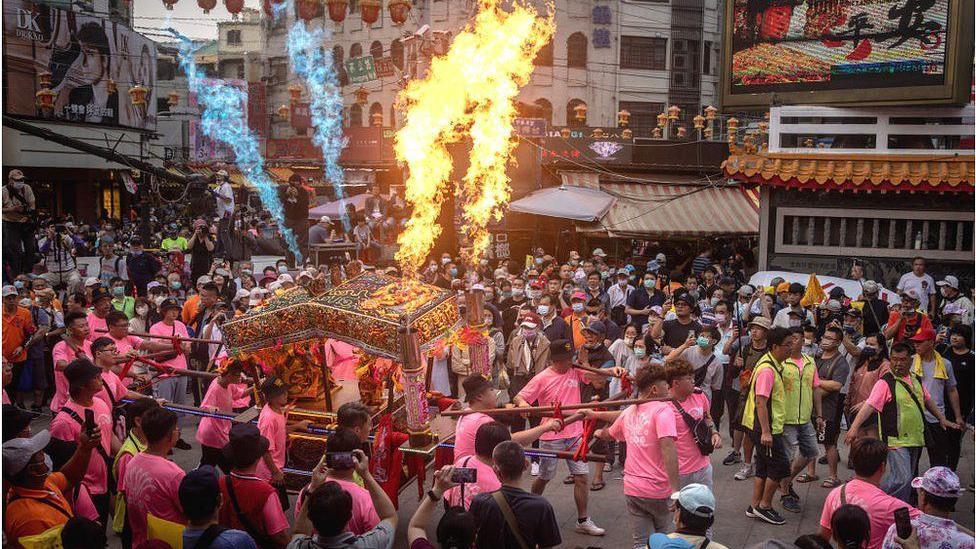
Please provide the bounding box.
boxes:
[225,0,245,14]
[616,109,630,127]
[388,0,410,24]
[354,85,369,106]
[573,102,587,122]
[370,111,383,127]
[277,103,291,120]
[327,0,348,22]
[288,83,303,102]
[38,71,52,88]
[360,0,381,24]
[128,83,149,106]
[198,0,217,12]
[35,87,56,112]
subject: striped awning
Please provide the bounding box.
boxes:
[574,176,760,238]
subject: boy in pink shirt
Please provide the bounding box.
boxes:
[149,298,192,450]
[515,339,625,538]
[196,361,244,471]
[666,359,722,489]
[89,337,149,423]
[590,363,680,548]
[255,376,310,485]
[320,428,381,535]
[50,311,92,412]
[48,359,119,527]
[123,407,186,547]
[820,438,920,549]
[445,421,510,510]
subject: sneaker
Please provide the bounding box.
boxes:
[780,494,801,513]
[530,462,540,477]
[788,485,800,500]
[575,518,606,536]
[734,463,754,480]
[754,506,786,525]
[745,505,757,518]
[722,450,742,465]
[175,438,192,451]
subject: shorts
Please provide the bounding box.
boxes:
[782,422,819,460]
[748,430,790,481]
[733,390,750,433]
[538,438,589,480]
[823,405,844,447]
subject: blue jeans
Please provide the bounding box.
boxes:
[881,446,922,503]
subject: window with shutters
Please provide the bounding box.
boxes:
[566,33,588,68]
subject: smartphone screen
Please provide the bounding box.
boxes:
[326,452,356,469]
[893,507,912,539]
[451,467,477,484]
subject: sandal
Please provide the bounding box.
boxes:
[795,473,819,483]
[821,477,842,488]
[563,475,575,485]
[590,481,606,491]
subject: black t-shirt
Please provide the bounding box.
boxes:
[499,298,528,337]
[860,298,890,335]
[662,318,702,349]
[626,287,665,327]
[469,486,561,549]
[946,348,974,421]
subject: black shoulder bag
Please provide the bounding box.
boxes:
[672,397,715,455]
[694,355,716,389]
[190,524,229,549]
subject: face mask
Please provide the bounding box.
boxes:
[618,279,628,287]
[528,289,541,300]
[449,268,458,277]
[512,288,524,298]
[624,336,635,347]
[154,296,166,306]
[572,303,585,313]
[789,318,802,328]
[710,297,720,306]
[111,286,125,297]
[534,258,543,265]
[18,298,32,308]
[170,281,182,290]
[861,346,878,358]
[696,336,710,349]
[13,281,24,289]
[136,306,149,316]
[821,339,839,350]
[569,260,579,267]
[278,265,289,274]
[644,279,655,290]
[600,270,609,279]
[241,269,252,276]
[714,313,727,325]
[634,347,646,358]
[441,257,452,265]
[588,282,600,290]
[537,305,550,316]
[522,328,537,339]
[502,290,512,299]
[130,249,142,256]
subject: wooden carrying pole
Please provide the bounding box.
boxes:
[440,392,659,418]
[94,328,222,345]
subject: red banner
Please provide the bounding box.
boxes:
[340,127,396,164]
[291,102,311,131]
[374,57,396,78]
[247,82,267,136]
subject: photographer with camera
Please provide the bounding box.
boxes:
[2,170,38,280]
[38,223,82,295]
[187,219,215,285]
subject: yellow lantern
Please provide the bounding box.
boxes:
[573,102,587,122]
[354,86,369,106]
[652,127,662,138]
[727,117,740,132]
[621,128,633,139]
[35,88,56,110]
[703,127,713,139]
[693,114,705,129]
[704,105,718,121]
[758,121,769,134]
[667,105,681,121]
[559,127,571,139]
[288,84,303,102]
[616,109,630,127]
[677,126,687,138]
[167,91,179,107]
[370,111,383,127]
[38,71,52,88]
[592,128,605,139]
[277,103,290,119]
[128,84,149,106]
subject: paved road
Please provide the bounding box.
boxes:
[34,411,971,549]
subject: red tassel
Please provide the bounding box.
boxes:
[620,373,633,395]
[573,418,598,462]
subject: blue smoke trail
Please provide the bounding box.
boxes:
[172,30,302,263]
[286,21,348,229]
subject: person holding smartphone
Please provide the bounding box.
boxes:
[881,466,974,549]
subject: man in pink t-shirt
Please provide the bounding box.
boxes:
[89,337,146,423]
[149,299,192,450]
[123,407,186,547]
[590,362,680,547]
[49,359,118,526]
[86,288,112,338]
[515,339,624,537]
[196,361,244,470]
[50,311,92,412]
[820,438,920,549]
[444,420,511,510]
[666,359,723,489]
[454,376,559,461]
[320,429,381,535]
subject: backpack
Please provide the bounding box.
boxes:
[672,392,715,456]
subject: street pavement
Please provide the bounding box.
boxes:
[35,411,972,549]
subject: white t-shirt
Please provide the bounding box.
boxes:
[215,181,235,218]
[897,271,936,311]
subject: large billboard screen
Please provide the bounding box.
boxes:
[721,0,973,107]
[3,0,157,130]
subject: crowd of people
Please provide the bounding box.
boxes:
[2,162,975,549]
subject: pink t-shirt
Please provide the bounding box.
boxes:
[789,357,822,388]
[2,388,9,404]
[754,367,776,398]
[865,374,931,412]
[326,339,360,381]
[608,400,677,498]
[255,406,286,481]
[109,334,143,357]
[231,383,251,408]
[72,483,99,521]
[820,478,920,549]
[87,313,108,337]
[196,379,236,448]
[49,398,113,494]
[148,321,189,370]
[669,391,711,475]
[50,340,92,411]
[453,411,493,461]
[124,453,186,547]
[116,448,137,493]
[444,455,501,510]
[95,370,128,409]
[517,367,586,440]
[328,477,380,535]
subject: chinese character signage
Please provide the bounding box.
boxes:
[374,57,396,78]
[345,56,377,84]
[539,127,633,164]
[3,0,158,130]
[247,82,267,137]
[722,0,972,106]
[513,117,547,137]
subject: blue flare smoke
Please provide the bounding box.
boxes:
[286,21,348,229]
[173,31,302,263]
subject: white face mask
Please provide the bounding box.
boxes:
[135,306,149,316]
[537,305,550,316]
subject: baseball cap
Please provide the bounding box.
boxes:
[844,307,862,318]
[8,169,25,181]
[673,293,696,307]
[936,275,959,290]
[549,339,573,361]
[2,431,51,477]
[571,291,587,301]
[159,298,182,312]
[645,259,661,273]
[862,280,880,294]
[529,280,544,290]
[670,483,716,517]
[649,305,663,317]
[297,271,313,280]
[591,248,607,257]
[909,326,937,342]
[788,282,805,294]
[902,288,921,302]
[318,215,332,224]
[222,423,270,466]
[85,277,101,288]
[196,275,213,285]
[90,287,111,303]
[520,312,541,329]
[129,236,143,246]
[64,359,101,388]
[2,285,17,298]
[179,465,220,508]
[616,268,630,277]
[278,274,294,284]
[826,299,842,312]
[647,533,694,549]
[911,466,961,498]
[582,320,606,335]
[146,281,162,291]
[737,284,755,297]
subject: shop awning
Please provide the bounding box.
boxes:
[508,185,616,222]
[267,167,294,182]
[308,193,369,220]
[575,176,760,238]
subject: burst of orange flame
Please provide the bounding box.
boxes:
[394,0,555,275]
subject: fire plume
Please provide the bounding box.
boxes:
[394,0,554,275]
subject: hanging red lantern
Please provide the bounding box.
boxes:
[297,0,320,22]
[162,0,179,10]
[225,0,244,14]
[327,0,348,22]
[354,86,369,106]
[197,0,216,12]
[388,0,410,25]
[360,0,380,24]
[35,88,55,110]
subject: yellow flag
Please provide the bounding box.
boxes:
[147,514,185,549]
[800,274,826,308]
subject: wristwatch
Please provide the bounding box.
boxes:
[427,489,442,502]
